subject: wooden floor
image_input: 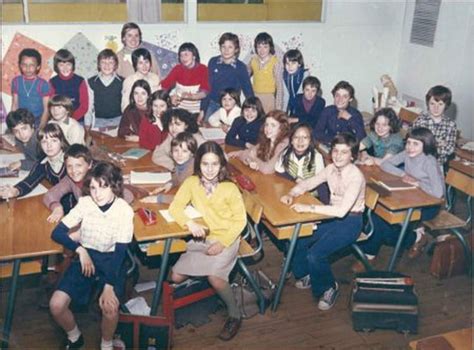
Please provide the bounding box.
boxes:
[1,200,473,349]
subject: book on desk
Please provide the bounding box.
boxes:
[372,178,417,191]
[121,148,149,160]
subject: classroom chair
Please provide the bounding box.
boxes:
[422,168,473,275]
[351,186,380,272]
[237,191,267,314]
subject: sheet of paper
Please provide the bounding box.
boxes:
[124,296,151,316]
[199,127,226,140]
[159,205,202,223]
[0,170,47,199]
[130,171,171,185]
[91,127,118,137]
[461,141,474,151]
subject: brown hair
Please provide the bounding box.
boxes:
[256,110,290,161]
[48,95,74,120]
[37,123,70,153]
[194,141,230,182]
[83,161,124,198]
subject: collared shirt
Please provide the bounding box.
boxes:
[412,112,457,165]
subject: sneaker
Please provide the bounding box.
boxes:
[218,317,242,341]
[318,283,339,311]
[295,275,311,289]
[65,335,84,349]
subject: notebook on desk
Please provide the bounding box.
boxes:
[121,148,149,160]
[373,178,417,192]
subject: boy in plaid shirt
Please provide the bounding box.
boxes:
[412,85,457,167]
[49,161,133,350]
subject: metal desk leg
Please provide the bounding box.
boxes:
[272,223,301,312]
[387,208,414,272]
[150,238,172,316]
[1,259,21,350]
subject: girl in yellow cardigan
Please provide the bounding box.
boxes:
[169,141,246,341]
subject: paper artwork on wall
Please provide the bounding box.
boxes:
[58,33,100,79]
[1,32,56,95]
[141,41,178,80]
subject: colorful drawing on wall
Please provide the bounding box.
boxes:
[141,41,178,80]
[1,32,56,96]
[281,33,304,52]
[59,33,100,79]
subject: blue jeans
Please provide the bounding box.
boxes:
[204,99,220,122]
[359,205,440,256]
[292,214,362,298]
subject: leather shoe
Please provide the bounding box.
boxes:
[407,234,429,259]
[351,257,376,273]
[218,317,242,341]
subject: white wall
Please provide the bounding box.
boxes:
[1,1,406,117]
[396,0,474,138]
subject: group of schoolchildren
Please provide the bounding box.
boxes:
[0,21,459,349]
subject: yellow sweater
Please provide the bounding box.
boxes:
[169,176,247,247]
[250,55,278,94]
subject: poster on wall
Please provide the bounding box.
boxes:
[1,32,56,95]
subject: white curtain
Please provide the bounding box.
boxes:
[127,0,162,23]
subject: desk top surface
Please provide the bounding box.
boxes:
[449,159,474,178]
[0,196,62,261]
[359,165,443,210]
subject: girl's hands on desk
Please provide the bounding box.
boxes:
[402,175,419,186]
[247,160,259,171]
[0,185,19,199]
[227,151,240,159]
[149,182,172,195]
[290,203,313,213]
[47,206,64,223]
[186,220,208,239]
[206,241,224,256]
[76,246,95,277]
[100,284,119,314]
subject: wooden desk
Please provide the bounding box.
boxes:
[446,162,473,225]
[0,197,62,349]
[226,153,332,311]
[359,165,444,271]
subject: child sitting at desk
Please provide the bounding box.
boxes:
[138,90,170,150]
[412,85,457,167]
[141,132,196,204]
[0,123,69,199]
[49,161,134,350]
[288,76,325,129]
[208,88,242,131]
[275,123,328,203]
[313,80,366,144]
[5,108,43,171]
[152,108,205,170]
[118,79,151,141]
[43,144,134,223]
[359,107,404,166]
[169,141,246,341]
[228,110,290,174]
[225,96,265,149]
[280,133,365,311]
[353,127,444,271]
[48,95,85,145]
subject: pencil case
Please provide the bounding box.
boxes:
[137,207,157,226]
[235,174,256,192]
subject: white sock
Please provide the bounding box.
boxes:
[66,325,81,342]
[415,227,426,243]
[101,338,113,350]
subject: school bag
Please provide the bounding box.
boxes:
[351,271,418,334]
